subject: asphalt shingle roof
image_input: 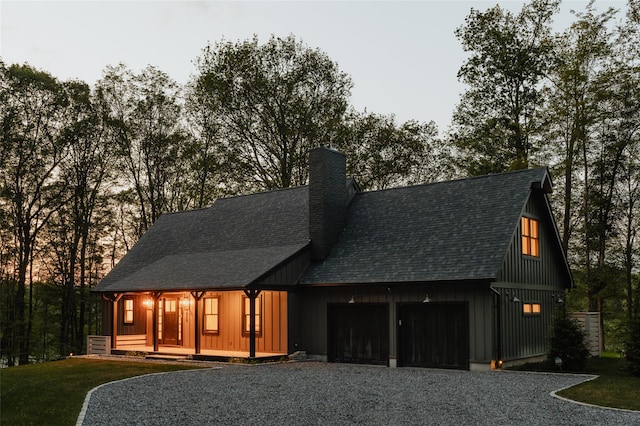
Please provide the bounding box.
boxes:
[95,167,554,292]
[300,168,551,285]
[94,186,309,292]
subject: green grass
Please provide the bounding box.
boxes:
[511,355,640,411]
[0,357,204,426]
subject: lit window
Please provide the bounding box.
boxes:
[203,297,219,333]
[523,303,541,315]
[522,217,540,257]
[243,296,261,336]
[124,298,134,324]
[165,299,176,313]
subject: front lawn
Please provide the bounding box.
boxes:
[511,355,640,411]
[0,357,204,426]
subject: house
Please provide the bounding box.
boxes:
[92,147,573,370]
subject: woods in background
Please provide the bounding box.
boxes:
[1,0,639,365]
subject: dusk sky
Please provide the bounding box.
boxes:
[0,0,628,133]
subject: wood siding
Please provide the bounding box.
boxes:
[497,287,559,360]
[254,249,309,288]
[116,295,147,335]
[292,283,494,365]
[497,191,568,288]
[494,191,568,361]
[109,290,287,355]
[199,290,287,354]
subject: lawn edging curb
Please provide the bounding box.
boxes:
[550,375,640,414]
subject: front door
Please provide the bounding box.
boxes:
[398,302,469,369]
[160,298,181,345]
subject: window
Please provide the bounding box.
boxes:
[522,217,540,257]
[124,298,134,324]
[523,303,541,315]
[242,296,261,336]
[203,297,219,333]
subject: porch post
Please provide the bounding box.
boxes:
[244,289,261,358]
[191,291,205,355]
[152,292,161,352]
[104,293,119,350]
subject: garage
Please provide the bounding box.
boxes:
[327,304,389,365]
[398,302,469,369]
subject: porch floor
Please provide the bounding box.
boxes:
[112,345,287,359]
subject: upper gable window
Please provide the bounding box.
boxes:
[522,217,539,257]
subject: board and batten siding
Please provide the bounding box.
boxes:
[198,290,287,354]
[497,287,558,360]
[497,192,568,287]
[494,191,569,361]
[116,295,147,336]
[254,248,309,288]
[293,283,495,365]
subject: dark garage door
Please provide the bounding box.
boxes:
[398,302,469,369]
[327,304,389,366]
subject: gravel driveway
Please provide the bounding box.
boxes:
[79,362,640,425]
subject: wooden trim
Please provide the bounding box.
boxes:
[243,289,261,358]
[191,291,205,354]
[202,296,220,334]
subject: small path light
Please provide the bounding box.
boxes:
[555,356,563,371]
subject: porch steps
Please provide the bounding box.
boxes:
[145,354,189,361]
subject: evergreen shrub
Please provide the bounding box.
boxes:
[549,311,590,371]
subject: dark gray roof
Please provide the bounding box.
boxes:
[96,167,558,292]
[300,168,551,285]
[94,186,309,292]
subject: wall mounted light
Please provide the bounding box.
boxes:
[512,296,521,302]
[348,295,355,304]
[423,294,431,303]
[180,298,193,311]
[142,299,154,309]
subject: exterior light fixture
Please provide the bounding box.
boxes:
[348,295,355,304]
[423,294,431,303]
[142,299,153,309]
[555,357,563,371]
[506,293,520,302]
[180,298,193,311]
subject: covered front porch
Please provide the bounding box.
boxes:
[102,289,289,359]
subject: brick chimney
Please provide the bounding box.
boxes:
[309,147,347,261]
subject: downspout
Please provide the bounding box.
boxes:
[490,286,502,368]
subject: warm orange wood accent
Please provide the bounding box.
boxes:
[199,290,287,354]
[115,290,287,355]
